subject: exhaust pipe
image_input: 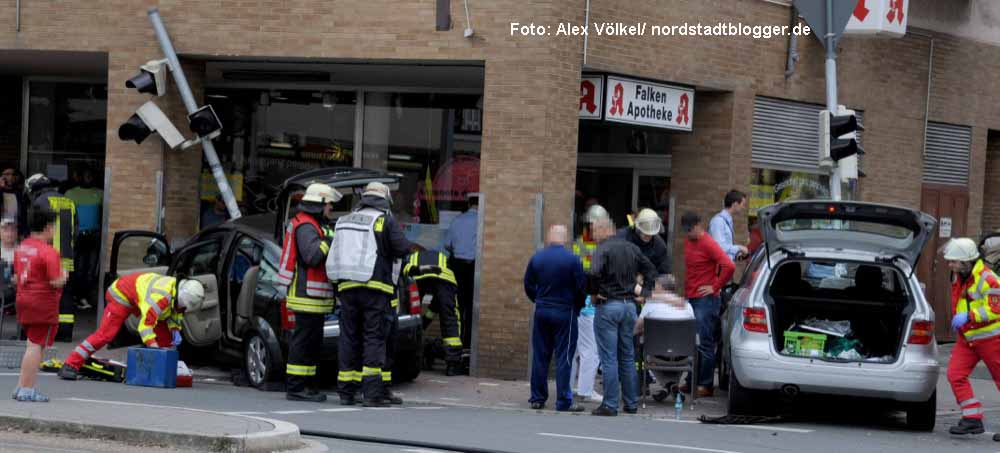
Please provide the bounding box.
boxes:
[781,384,800,398]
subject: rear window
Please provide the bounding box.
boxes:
[769,260,908,299]
[775,219,912,239]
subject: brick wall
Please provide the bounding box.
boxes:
[161,59,204,242]
[3,0,1000,377]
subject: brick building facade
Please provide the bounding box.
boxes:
[1,0,998,377]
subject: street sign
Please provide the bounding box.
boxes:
[845,0,908,37]
[794,0,861,49]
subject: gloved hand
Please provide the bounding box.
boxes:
[952,312,970,331]
[172,330,183,348]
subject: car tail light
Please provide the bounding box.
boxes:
[743,308,768,333]
[280,300,296,330]
[409,282,421,315]
[908,320,934,345]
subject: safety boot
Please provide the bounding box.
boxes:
[57,364,80,381]
[381,389,403,405]
[286,391,327,403]
[445,361,463,377]
[949,417,985,435]
[363,398,390,408]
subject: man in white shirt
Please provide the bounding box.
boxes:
[635,275,695,397]
[709,190,748,263]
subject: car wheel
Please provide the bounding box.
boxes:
[906,391,936,432]
[244,332,278,389]
[726,366,764,416]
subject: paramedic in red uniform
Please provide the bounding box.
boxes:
[57,273,205,380]
[943,238,1000,436]
[12,210,66,402]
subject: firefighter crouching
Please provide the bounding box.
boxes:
[943,238,1000,437]
[327,182,412,407]
[58,273,204,380]
[404,250,464,376]
[277,183,341,402]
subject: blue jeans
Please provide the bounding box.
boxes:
[688,296,721,388]
[530,304,578,410]
[595,300,638,411]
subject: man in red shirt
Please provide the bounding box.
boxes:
[12,210,66,402]
[679,212,735,397]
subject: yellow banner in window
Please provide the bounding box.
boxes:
[749,184,773,216]
[200,171,244,202]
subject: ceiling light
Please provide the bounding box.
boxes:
[323,92,336,109]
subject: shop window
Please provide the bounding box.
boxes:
[749,168,856,216]
[25,82,107,188]
[362,92,482,250]
[202,90,356,217]
[578,121,670,155]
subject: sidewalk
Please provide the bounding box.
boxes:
[0,393,307,452]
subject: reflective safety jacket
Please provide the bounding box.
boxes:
[403,251,456,285]
[572,237,597,271]
[32,190,76,271]
[328,197,411,296]
[278,212,335,314]
[953,259,1000,343]
[108,273,183,346]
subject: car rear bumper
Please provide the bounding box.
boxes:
[319,314,422,361]
[732,347,939,402]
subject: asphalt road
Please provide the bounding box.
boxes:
[4,373,1000,453]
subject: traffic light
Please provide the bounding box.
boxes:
[126,59,170,97]
[188,104,223,139]
[118,101,189,149]
[819,108,864,164]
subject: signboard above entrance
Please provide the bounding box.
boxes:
[579,76,604,119]
[603,76,694,131]
[845,0,908,38]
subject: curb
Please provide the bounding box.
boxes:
[0,402,304,452]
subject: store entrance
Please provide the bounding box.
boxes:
[575,154,671,246]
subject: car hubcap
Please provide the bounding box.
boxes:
[247,336,267,385]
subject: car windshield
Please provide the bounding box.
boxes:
[775,219,912,239]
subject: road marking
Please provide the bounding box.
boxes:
[439,397,462,401]
[319,408,361,412]
[368,407,403,410]
[0,442,88,453]
[430,379,449,384]
[409,406,445,410]
[401,449,451,453]
[223,411,265,416]
[272,410,314,414]
[498,403,518,407]
[537,433,744,453]
[478,382,500,387]
[0,372,54,377]
[657,418,814,433]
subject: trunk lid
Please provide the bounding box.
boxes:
[758,201,937,270]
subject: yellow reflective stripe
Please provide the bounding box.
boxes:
[391,298,399,309]
[82,363,114,376]
[61,258,74,271]
[319,241,330,255]
[59,314,75,324]
[337,371,362,382]
[110,285,131,307]
[362,367,381,376]
[381,371,392,381]
[443,337,462,347]
[374,217,385,233]
[338,280,395,295]
[286,364,317,376]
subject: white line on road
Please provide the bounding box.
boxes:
[401,449,451,453]
[537,433,744,453]
[657,418,814,433]
[223,411,265,416]
[430,379,449,384]
[319,408,361,412]
[0,372,54,377]
[439,397,463,401]
[272,410,315,414]
[478,382,500,387]
[409,407,446,410]
[498,403,518,407]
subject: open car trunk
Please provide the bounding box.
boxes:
[767,259,915,363]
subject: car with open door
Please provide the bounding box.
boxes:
[722,201,939,431]
[106,167,424,389]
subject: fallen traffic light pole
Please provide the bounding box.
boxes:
[147,7,242,221]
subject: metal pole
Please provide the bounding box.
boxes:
[824,0,841,201]
[148,7,242,220]
[583,0,591,66]
[15,0,20,32]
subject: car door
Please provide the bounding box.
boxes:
[106,231,173,347]
[169,236,225,347]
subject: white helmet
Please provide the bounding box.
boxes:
[362,182,391,200]
[25,173,50,194]
[943,238,979,262]
[585,204,609,224]
[301,183,341,204]
[635,208,662,236]
[177,279,206,312]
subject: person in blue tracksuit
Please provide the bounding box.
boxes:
[523,225,587,412]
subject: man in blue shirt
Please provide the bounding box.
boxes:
[445,193,479,354]
[524,225,586,412]
[709,190,748,263]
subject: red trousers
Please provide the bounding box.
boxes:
[65,295,172,370]
[947,335,1000,420]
